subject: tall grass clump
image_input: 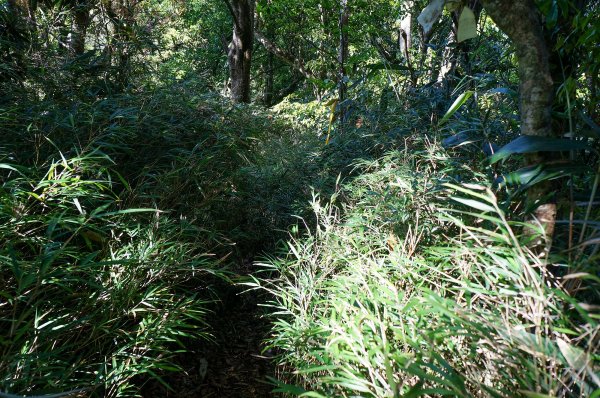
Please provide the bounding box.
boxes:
[0,147,223,396]
[254,144,599,397]
[2,74,373,395]
[0,83,240,395]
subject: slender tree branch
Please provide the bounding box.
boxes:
[222,0,240,29]
[254,31,314,79]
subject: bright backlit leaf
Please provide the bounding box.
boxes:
[457,6,477,43]
[418,0,445,37]
[439,90,474,125]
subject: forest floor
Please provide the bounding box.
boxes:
[140,260,276,397]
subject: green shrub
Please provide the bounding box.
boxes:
[0,147,223,396]
[253,147,599,397]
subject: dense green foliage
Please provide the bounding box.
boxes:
[1,0,598,397]
[253,142,599,397]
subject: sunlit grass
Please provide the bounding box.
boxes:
[251,144,599,397]
[0,146,223,396]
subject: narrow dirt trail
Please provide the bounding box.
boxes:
[141,262,276,397]
[192,286,275,397]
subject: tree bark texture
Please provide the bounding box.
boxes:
[338,0,349,104]
[7,0,37,31]
[337,0,349,131]
[398,2,412,56]
[226,0,255,103]
[481,0,553,138]
[7,0,34,19]
[481,0,556,242]
[71,1,92,55]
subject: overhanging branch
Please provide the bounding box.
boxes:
[254,31,314,79]
[222,0,240,29]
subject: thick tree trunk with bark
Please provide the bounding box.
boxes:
[225,0,255,103]
[337,0,349,131]
[7,0,34,19]
[71,1,92,55]
[338,0,349,104]
[481,0,556,242]
[7,0,23,17]
[7,0,36,31]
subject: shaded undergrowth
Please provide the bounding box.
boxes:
[1,71,598,397]
[0,77,409,396]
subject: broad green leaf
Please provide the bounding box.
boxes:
[441,132,471,148]
[581,112,600,138]
[296,365,338,374]
[556,338,589,371]
[0,163,19,173]
[91,208,159,218]
[417,0,445,36]
[444,183,496,204]
[0,163,26,177]
[439,91,474,125]
[451,197,496,213]
[489,136,591,164]
[323,377,372,393]
[546,1,559,28]
[457,6,477,43]
[495,163,588,187]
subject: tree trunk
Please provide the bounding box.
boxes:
[7,0,33,20]
[398,2,412,56]
[263,50,274,106]
[433,27,457,86]
[481,0,556,242]
[399,10,416,87]
[225,0,255,103]
[71,1,92,56]
[337,0,349,129]
[102,0,137,90]
[7,0,36,32]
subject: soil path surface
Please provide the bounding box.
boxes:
[141,264,276,397]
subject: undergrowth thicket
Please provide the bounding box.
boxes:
[246,86,600,396]
[1,84,234,395]
[253,139,599,397]
[0,69,411,395]
[2,0,599,396]
[1,28,598,398]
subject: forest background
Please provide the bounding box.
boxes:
[0,0,599,397]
